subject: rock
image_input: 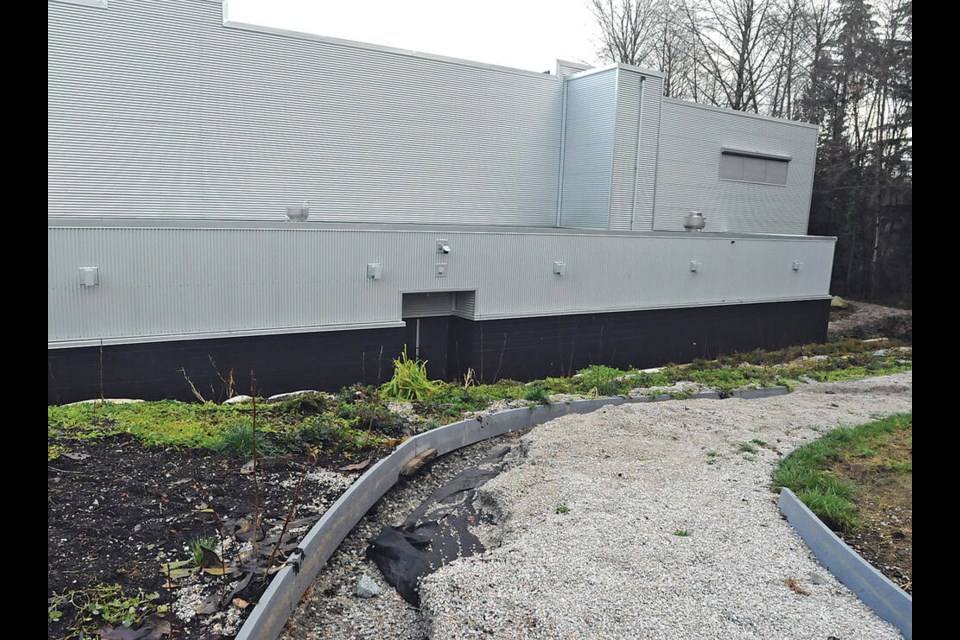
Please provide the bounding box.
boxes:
[267,390,320,402]
[65,398,145,406]
[223,395,253,405]
[830,295,850,309]
[354,574,382,598]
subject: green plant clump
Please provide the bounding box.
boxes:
[189,536,218,567]
[48,583,162,639]
[380,346,441,401]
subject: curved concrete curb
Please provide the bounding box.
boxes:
[235,386,789,640]
[778,488,912,639]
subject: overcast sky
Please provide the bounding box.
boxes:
[225,0,604,73]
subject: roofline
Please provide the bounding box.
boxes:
[47,215,836,243]
[663,97,819,130]
[566,62,665,81]
[219,1,561,81]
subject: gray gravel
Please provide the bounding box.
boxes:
[284,372,911,640]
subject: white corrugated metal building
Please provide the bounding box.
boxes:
[48,0,834,402]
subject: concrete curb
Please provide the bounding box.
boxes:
[235,386,791,640]
[778,488,912,639]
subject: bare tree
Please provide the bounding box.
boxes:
[680,0,784,112]
[649,1,700,98]
[590,0,660,66]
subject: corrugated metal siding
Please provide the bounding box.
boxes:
[453,291,477,318]
[556,60,592,78]
[558,70,616,229]
[49,223,835,347]
[402,292,455,318]
[633,74,662,230]
[48,0,563,226]
[654,99,818,234]
[608,69,642,231]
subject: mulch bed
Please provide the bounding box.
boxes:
[48,434,389,639]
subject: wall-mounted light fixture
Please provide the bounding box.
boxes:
[792,260,803,271]
[436,239,451,254]
[689,260,702,273]
[367,263,383,280]
[553,261,566,276]
[79,266,99,287]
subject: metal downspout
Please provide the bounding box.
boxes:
[555,79,568,228]
[630,76,645,231]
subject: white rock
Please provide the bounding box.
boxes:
[267,390,320,402]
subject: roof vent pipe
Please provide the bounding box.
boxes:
[683,210,706,231]
[287,200,310,222]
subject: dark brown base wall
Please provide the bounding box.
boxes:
[48,299,829,404]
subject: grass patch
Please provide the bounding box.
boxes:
[773,413,912,531]
[555,503,570,515]
[672,529,691,537]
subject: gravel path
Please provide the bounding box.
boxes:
[284,372,912,640]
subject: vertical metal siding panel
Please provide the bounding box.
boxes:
[633,75,662,230]
[49,225,834,345]
[559,71,616,229]
[48,0,563,226]
[653,99,817,234]
[608,70,641,230]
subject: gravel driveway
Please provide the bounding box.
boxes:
[286,372,912,639]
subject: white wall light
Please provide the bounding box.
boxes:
[689,260,701,273]
[79,266,99,287]
[553,261,566,276]
[792,260,803,271]
[367,263,383,280]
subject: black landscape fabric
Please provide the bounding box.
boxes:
[367,446,512,606]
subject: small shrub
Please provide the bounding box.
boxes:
[523,385,551,405]
[555,503,570,514]
[673,529,691,537]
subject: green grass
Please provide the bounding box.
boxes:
[672,529,691,537]
[555,502,570,514]
[773,413,912,531]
